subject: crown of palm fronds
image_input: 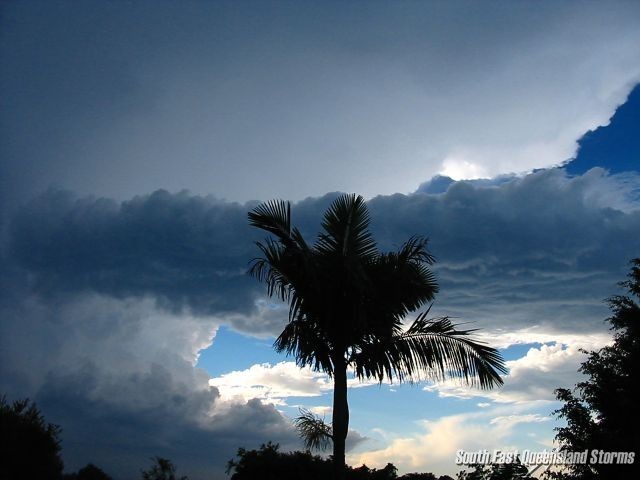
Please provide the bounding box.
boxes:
[248,194,506,388]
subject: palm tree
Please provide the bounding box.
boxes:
[248,194,506,480]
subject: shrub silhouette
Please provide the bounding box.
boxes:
[227,442,459,480]
[456,458,533,479]
[549,258,640,479]
[0,395,64,479]
[140,456,188,480]
[63,463,113,480]
[227,442,332,479]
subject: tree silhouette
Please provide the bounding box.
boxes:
[456,458,533,480]
[226,442,332,479]
[226,442,448,479]
[63,463,113,480]
[140,457,188,480]
[400,473,454,480]
[0,395,64,479]
[548,258,640,479]
[249,194,506,480]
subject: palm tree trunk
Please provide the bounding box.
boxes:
[332,356,349,480]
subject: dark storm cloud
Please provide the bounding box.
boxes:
[4,188,345,330]
[1,166,639,478]
[2,1,640,208]
[5,167,640,338]
[34,368,299,479]
[3,2,639,477]
[8,189,257,315]
[370,168,640,335]
[0,282,300,480]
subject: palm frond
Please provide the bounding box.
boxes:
[248,239,292,301]
[364,238,439,330]
[274,318,334,375]
[397,236,436,266]
[316,194,377,259]
[248,199,292,244]
[293,408,333,451]
[352,312,506,389]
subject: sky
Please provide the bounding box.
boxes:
[1,1,639,478]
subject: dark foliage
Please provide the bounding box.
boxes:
[226,442,448,480]
[226,442,333,480]
[140,456,188,480]
[456,459,533,479]
[350,463,397,480]
[63,463,113,480]
[548,258,640,479]
[399,474,453,480]
[0,395,64,480]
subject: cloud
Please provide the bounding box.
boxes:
[349,405,553,476]
[370,168,640,337]
[497,344,592,402]
[209,362,332,405]
[36,372,299,480]
[489,413,550,429]
[309,405,333,416]
[208,361,370,452]
[209,360,380,406]
[2,2,640,208]
[473,329,613,350]
[7,189,258,314]
[6,167,640,340]
[0,288,300,479]
[2,3,639,478]
[2,166,639,478]
[425,340,608,404]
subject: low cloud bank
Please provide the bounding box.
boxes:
[1,167,638,478]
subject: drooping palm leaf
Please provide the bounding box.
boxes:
[274,317,333,375]
[249,238,292,300]
[294,408,333,451]
[352,312,507,389]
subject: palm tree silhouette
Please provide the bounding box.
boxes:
[248,194,506,480]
